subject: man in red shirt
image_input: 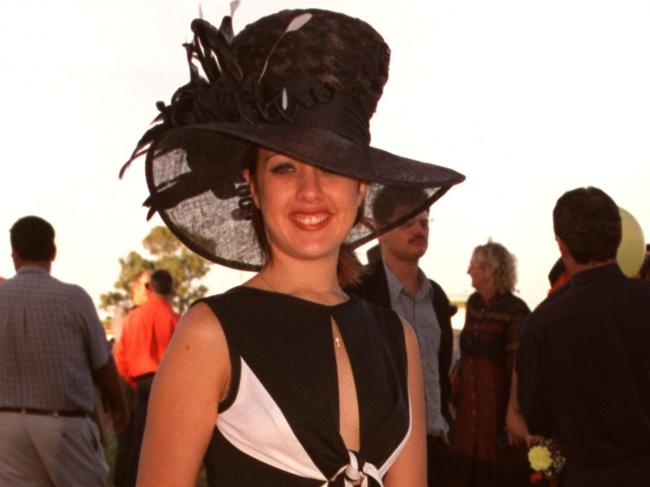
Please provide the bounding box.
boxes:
[114,269,179,486]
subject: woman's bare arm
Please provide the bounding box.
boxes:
[136,302,231,486]
[384,319,427,487]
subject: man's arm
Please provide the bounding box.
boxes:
[431,279,455,425]
[94,357,129,434]
[73,286,130,433]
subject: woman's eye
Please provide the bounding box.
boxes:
[270,163,295,174]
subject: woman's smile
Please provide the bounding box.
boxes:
[290,211,332,230]
[245,149,365,263]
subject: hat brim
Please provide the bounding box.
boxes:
[145,123,464,270]
[188,122,465,188]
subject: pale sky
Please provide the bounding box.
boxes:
[1,0,648,313]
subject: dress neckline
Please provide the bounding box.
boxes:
[234,285,354,311]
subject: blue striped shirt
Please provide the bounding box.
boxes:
[383,260,448,435]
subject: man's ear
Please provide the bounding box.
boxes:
[556,235,568,258]
[242,169,259,207]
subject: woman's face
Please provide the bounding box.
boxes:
[244,149,366,265]
[467,252,492,293]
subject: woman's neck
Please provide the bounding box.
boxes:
[249,254,347,305]
[477,285,497,304]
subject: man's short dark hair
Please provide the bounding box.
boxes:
[10,216,56,262]
[149,269,174,295]
[371,187,430,227]
[553,187,621,264]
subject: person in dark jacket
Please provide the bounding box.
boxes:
[518,187,650,487]
[639,243,650,280]
[348,187,455,487]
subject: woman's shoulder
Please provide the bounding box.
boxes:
[466,291,482,308]
[199,286,250,306]
[501,292,530,314]
[166,301,228,363]
[198,286,283,317]
[478,292,530,323]
[198,285,252,303]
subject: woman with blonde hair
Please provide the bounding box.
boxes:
[449,242,530,487]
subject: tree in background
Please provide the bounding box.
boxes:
[101,226,210,317]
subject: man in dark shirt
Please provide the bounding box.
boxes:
[517,187,650,487]
[640,243,650,280]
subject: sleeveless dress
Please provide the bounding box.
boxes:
[200,286,411,486]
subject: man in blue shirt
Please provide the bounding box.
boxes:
[349,187,455,487]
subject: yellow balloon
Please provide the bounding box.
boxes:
[617,207,645,277]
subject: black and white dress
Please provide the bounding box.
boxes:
[200,286,411,486]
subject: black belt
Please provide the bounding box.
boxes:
[0,407,89,418]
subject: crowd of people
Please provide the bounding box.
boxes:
[1,6,650,487]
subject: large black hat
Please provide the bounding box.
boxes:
[122,8,465,271]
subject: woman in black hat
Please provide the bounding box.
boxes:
[124,7,464,487]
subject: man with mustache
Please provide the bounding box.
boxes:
[348,187,455,487]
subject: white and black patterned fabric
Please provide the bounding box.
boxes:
[201,287,411,486]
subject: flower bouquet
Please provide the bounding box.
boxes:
[527,436,565,486]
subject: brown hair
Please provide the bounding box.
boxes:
[553,187,621,264]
